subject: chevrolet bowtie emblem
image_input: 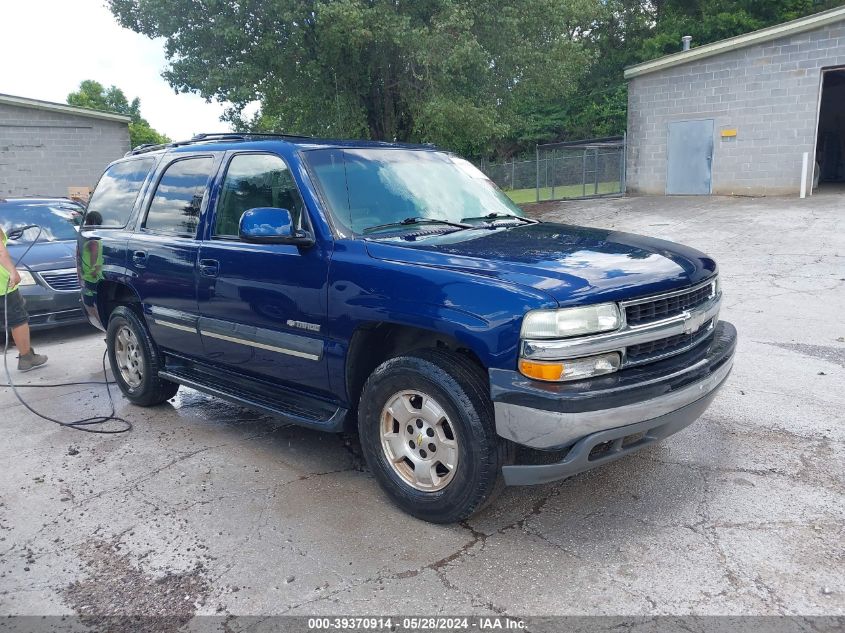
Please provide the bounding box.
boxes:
[417,433,424,447]
[682,310,706,335]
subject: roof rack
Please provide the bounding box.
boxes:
[125,131,316,156]
[125,142,171,156]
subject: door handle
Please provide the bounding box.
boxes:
[199,259,219,277]
[132,250,147,267]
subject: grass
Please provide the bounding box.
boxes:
[504,182,621,204]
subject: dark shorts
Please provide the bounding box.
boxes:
[82,280,97,308]
[1,289,29,328]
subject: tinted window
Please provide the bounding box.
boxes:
[85,159,155,227]
[144,157,214,235]
[215,153,305,237]
[0,201,84,243]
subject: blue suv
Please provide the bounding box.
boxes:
[78,133,736,523]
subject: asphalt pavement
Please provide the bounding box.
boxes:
[0,193,842,624]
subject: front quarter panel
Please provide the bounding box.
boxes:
[326,240,557,400]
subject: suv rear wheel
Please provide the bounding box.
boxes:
[358,349,512,523]
[107,306,179,406]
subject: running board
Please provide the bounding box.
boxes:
[158,368,347,433]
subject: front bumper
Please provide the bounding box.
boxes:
[19,286,87,330]
[491,320,736,485]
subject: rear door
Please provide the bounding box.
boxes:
[666,119,714,195]
[79,157,157,325]
[126,153,220,358]
[196,151,331,395]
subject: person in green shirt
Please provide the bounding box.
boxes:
[0,228,48,372]
[80,213,104,310]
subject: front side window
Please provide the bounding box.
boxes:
[85,158,155,227]
[144,156,214,236]
[304,149,524,236]
[214,153,306,238]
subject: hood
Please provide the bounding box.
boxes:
[365,223,717,306]
[7,240,77,272]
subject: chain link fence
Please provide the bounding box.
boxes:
[477,136,626,204]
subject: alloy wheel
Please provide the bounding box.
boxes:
[379,390,459,492]
[114,325,143,389]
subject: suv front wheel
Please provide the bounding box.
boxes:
[358,349,512,523]
[107,306,179,406]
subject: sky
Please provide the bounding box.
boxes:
[0,0,242,140]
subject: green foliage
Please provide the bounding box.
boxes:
[127,121,170,146]
[595,0,845,65]
[106,0,843,159]
[67,80,170,148]
[561,0,843,150]
[107,0,598,156]
[67,80,139,118]
[635,0,845,60]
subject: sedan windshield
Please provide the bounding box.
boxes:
[304,148,525,236]
[0,201,84,243]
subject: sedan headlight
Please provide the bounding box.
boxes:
[17,270,37,287]
[521,303,622,339]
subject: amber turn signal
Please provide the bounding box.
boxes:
[518,359,566,381]
[518,352,621,382]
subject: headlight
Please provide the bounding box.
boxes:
[521,303,622,339]
[17,271,37,286]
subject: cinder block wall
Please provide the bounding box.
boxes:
[0,104,129,198]
[627,21,845,196]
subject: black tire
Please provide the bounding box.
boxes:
[358,348,512,523]
[106,306,179,406]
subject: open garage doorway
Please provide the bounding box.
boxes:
[815,67,845,193]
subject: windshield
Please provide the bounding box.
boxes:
[304,148,524,236]
[0,201,84,243]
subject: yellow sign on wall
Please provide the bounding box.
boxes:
[720,129,738,138]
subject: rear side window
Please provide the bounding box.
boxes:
[214,153,306,238]
[85,158,155,227]
[144,156,214,236]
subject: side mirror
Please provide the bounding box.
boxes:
[238,207,314,247]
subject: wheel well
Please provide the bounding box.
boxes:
[345,323,486,410]
[97,280,141,325]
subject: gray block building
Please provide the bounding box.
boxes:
[0,94,130,198]
[625,6,845,196]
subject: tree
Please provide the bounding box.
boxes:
[67,80,170,148]
[127,119,171,147]
[557,0,845,143]
[107,0,599,157]
[106,0,843,159]
[635,0,845,60]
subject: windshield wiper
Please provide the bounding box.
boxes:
[362,216,473,234]
[460,212,538,224]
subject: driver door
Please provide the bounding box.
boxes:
[196,152,331,396]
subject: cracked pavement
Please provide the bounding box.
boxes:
[0,193,842,619]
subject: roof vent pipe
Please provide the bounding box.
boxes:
[682,35,692,51]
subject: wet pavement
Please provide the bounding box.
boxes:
[0,194,843,620]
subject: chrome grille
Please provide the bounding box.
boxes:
[521,276,721,370]
[39,269,81,292]
[625,319,714,366]
[625,281,715,326]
